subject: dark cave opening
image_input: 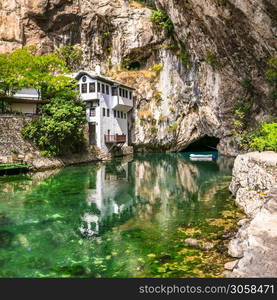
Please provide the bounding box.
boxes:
[127,61,141,70]
[182,135,220,152]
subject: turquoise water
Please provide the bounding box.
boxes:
[0,153,237,278]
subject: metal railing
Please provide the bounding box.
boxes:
[104,134,126,143]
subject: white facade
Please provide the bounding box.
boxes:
[6,88,41,114]
[75,71,134,153]
[80,162,134,237]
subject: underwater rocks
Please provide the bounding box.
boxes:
[228,151,277,277]
[184,238,215,251]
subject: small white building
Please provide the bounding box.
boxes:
[1,88,44,114]
[74,71,135,153]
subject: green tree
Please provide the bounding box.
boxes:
[0,46,72,97]
[22,90,86,156]
[56,45,83,72]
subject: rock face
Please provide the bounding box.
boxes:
[228,151,277,277]
[0,0,276,155]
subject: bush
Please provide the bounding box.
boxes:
[265,56,277,101]
[249,123,277,151]
[22,91,86,156]
[240,122,277,152]
[233,101,252,131]
[150,10,174,35]
[168,122,178,132]
[56,45,83,72]
[151,64,163,73]
[180,51,190,70]
[205,51,220,69]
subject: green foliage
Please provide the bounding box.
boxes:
[56,45,83,72]
[240,78,254,92]
[150,10,174,35]
[10,148,19,154]
[265,56,277,101]
[180,51,190,70]
[157,44,177,51]
[233,101,252,131]
[168,122,178,132]
[0,46,73,97]
[151,64,163,73]
[265,56,277,85]
[22,91,86,156]
[240,122,277,151]
[153,91,162,104]
[204,51,220,69]
[169,106,176,113]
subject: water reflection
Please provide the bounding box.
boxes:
[0,153,235,277]
[79,153,233,238]
[80,160,135,237]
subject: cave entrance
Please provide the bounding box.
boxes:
[182,135,220,152]
[127,61,141,70]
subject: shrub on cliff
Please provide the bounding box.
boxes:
[265,56,277,102]
[22,90,86,157]
[56,45,83,72]
[240,122,277,152]
[150,10,174,35]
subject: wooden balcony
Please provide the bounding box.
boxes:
[104,134,126,144]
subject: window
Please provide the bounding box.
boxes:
[101,84,105,93]
[106,85,110,95]
[119,88,122,97]
[90,108,96,117]
[103,108,106,116]
[112,87,117,96]
[114,110,116,118]
[107,109,110,117]
[129,91,132,99]
[81,83,87,93]
[89,82,95,93]
[117,111,120,118]
[124,113,127,119]
[121,111,123,118]
[97,82,100,93]
[82,76,87,82]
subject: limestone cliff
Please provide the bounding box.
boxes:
[0,0,276,155]
[228,151,277,277]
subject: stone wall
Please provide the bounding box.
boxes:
[0,115,134,169]
[0,115,38,156]
[227,151,277,277]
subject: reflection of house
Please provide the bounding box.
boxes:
[1,88,47,114]
[74,71,135,153]
[80,162,134,237]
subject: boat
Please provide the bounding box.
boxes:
[189,153,217,161]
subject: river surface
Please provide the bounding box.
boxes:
[0,153,240,278]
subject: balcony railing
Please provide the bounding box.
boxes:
[104,134,126,143]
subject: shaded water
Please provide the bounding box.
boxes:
[0,153,239,278]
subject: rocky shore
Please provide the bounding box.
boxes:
[226,151,277,277]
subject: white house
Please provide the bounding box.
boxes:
[1,88,44,114]
[74,71,135,153]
